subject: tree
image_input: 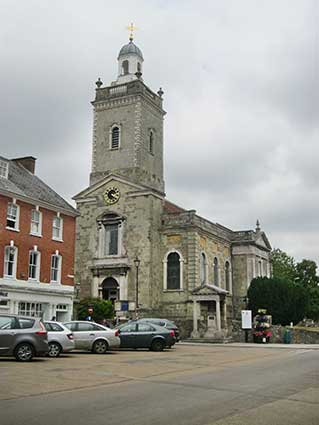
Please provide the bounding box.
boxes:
[295,259,319,289]
[77,298,114,322]
[271,248,296,282]
[248,277,308,326]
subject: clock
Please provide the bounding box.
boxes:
[103,186,120,205]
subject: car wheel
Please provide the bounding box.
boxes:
[48,342,62,358]
[14,343,34,362]
[151,339,164,352]
[92,339,108,354]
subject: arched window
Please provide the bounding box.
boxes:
[149,130,154,154]
[122,60,129,75]
[111,126,120,149]
[214,257,219,286]
[225,261,231,291]
[200,252,206,285]
[137,62,141,72]
[167,252,180,290]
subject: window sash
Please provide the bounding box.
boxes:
[0,160,8,178]
[28,251,39,280]
[52,216,62,239]
[18,302,42,317]
[50,255,61,282]
[31,210,41,235]
[4,246,16,277]
[7,203,18,228]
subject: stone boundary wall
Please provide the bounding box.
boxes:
[232,320,319,344]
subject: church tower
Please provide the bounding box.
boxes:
[90,32,165,193]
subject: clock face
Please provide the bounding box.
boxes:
[103,186,120,205]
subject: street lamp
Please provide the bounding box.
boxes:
[134,256,140,319]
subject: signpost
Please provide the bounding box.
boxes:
[241,310,252,343]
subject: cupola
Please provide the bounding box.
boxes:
[115,27,144,85]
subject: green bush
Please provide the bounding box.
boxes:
[77,298,114,322]
[248,277,308,326]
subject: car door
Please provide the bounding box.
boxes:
[74,322,96,350]
[118,323,137,348]
[0,316,18,354]
[135,323,155,348]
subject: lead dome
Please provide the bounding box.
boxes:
[118,40,144,60]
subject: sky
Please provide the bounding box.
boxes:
[0,0,318,264]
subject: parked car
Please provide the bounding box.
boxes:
[137,318,180,342]
[117,321,176,351]
[0,314,48,361]
[44,321,75,357]
[63,321,120,354]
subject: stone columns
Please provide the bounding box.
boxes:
[92,275,99,298]
[216,298,221,331]
[191,299,199,338]
[223,300,227,329]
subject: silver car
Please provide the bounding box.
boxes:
[0,314,48,361]
[63,321,120,354]
[44,321,75,357]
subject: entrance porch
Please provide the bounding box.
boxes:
[190,284,230,341]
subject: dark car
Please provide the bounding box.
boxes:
[137,318,180,342]
[0,314,48,361]
[117,321,176,351]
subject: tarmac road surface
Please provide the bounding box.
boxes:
[0,344,318,425]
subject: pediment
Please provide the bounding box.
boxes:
[192,284,228,296]
[73,173,159,200]
[255,232,272,250]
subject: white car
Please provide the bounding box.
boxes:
[44,321,75,357]
[63,321,120,354]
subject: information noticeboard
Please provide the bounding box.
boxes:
[241,310,252,329]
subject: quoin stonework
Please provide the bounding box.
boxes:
[74,33,272,339]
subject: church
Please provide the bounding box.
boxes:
[73,32,272,339]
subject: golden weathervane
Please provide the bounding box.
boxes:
[127,22,138,41]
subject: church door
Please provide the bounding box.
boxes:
[101,277,119,303]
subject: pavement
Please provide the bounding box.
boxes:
[180,341,319,350]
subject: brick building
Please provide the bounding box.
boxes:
[74,35,272,339]
[0,156,77,321]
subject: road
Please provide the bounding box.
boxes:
[1,344,318,425]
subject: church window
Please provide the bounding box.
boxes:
[225,261,231,292]
[111,126,120,149]
[122,60,129,75]
[98,213,123,257]
[200,252,206,285]
[214,257,219,286]
[149,130,154,154]
[167,252,180,290]
[104,224,119,256]
[137,62,141,72]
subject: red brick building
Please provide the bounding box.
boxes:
[0,156,77,320]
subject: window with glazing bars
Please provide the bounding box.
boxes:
[7,203,18,229]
